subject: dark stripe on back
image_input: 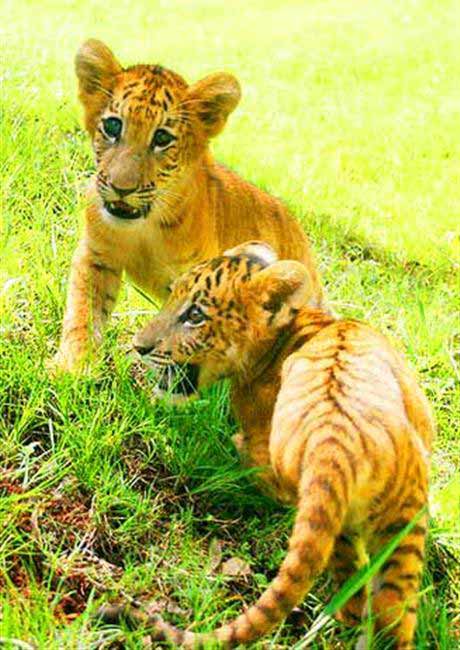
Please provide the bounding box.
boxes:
[315,436,357,483]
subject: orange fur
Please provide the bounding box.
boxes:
[102,242,434,649]
[53,40,322,372]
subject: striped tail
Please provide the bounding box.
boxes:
[101,444,350,648]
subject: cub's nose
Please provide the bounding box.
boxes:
[111,184,136,198]
[134,344,154,356]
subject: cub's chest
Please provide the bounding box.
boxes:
[123,228,208,297]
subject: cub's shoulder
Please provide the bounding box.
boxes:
[281,319,397,379]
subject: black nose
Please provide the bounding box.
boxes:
[134,344,153,356]
[111,184,136,198]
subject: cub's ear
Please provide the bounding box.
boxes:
[248,261,312,328]
[224,241,278,267]
[75,39,123,135]
[186,72,241,138]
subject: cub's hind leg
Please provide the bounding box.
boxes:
[371,510,427,649]
[330,533,367,628]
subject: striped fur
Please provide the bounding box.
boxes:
[51,40,322,373]
[108,243,434,648]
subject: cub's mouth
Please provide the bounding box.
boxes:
[103,200,150,220]
[156,363,200,397]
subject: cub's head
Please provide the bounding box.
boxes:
[133,242,312,399]
[76,39,240,224]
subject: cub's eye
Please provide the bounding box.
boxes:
[152,128,175,150]
[182,305,206,326]
[102,117,123,140]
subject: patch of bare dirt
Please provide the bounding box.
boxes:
[0,471,121,623]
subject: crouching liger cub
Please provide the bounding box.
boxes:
[102,241,433,649]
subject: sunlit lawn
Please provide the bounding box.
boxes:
[1,1,459,648]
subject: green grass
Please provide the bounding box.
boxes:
[1,0,459,648]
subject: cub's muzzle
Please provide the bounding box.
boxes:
[135,344,199,398]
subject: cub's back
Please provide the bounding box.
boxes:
[284,320,431,426]
[270,320,433,493]
[208,162,323,303]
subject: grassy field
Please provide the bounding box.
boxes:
[1,0,459,648]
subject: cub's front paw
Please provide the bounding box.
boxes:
[46,346,92,377]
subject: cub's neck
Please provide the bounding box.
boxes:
[231,308,335,438]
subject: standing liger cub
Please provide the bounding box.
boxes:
[53,39,322,372]
[101,242,433,648]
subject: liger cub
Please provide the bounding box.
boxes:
[101,242,434,649]
[53,39,322,373]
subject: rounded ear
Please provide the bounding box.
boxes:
[223,241,278,267]
[75,39,123,135]
[186,72,241,138]
[248,261,312,328]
